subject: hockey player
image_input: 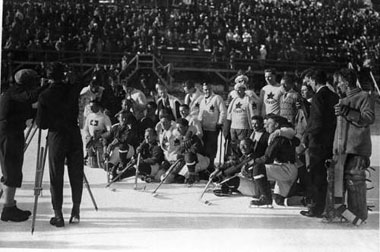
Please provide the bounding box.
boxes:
[79,74,105,127]
[179,104,203,138]
[227,76,257,157]
[183,80,203,117]
[210,138,257,197]
[167,118,210,185]
[83,99,112,168]
[134,128,166,181]
[332,68,375,221]
[258,68,283,116]
[198,83,227,167]
[103,110,139,179]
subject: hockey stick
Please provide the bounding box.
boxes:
[134,153,141,190]
[83,173,98,211]
[369,71,380,95]
[152,159,182,196]
[105,159,135,188]
[199,178,213,204]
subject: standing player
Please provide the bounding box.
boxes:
[258,69,283,116]
[227,77,256,156]
[332,68,375,221]
[198,83,227,168]
[279,74,300,125]
[183,80,203,117]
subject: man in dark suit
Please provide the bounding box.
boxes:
[300,70,339,217]
[250,115,270,159]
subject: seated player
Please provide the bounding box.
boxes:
[108,128,166,182]
[162,118,210,185]
[135,128,166,182]
[210,138,257,197]
[83,99,112,168]
[103,110,139,179]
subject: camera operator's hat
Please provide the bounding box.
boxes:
[14,69,39,86]
[234,75,248,90]
[47,62,66,81]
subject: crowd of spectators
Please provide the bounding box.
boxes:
[2,0,380,67]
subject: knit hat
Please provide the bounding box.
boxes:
[14,69,38,86]
[234,75,248,90]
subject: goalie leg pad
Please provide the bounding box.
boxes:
[344,155,369,221]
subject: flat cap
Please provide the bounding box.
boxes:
[14,69,38,85]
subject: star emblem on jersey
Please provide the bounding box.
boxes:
[235,102,242,109]
[209,105,215,112]
[90,120,99,126]
[195,102,199,108]
[267,92,275,100]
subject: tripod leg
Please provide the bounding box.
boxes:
[24,126,38,153]
[24,118,35,145]
[83,173,98,211]
[31,129,48,234]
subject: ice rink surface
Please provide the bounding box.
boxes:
[0,105,379,252]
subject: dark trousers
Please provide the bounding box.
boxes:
[309,145,332,214]
[48,128,84,211]
[202,130,218,163]
[0,130,24,187]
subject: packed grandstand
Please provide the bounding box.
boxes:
[2,0,379,80]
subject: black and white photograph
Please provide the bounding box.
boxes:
[0,0,379,251]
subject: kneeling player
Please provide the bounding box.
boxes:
[103,110,139,179]
[134,128,166,181]
[250,115,300,207]
[210,138,257,197]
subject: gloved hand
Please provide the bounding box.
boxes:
[334,103,350,116]
[136,142,148,154]
[210,168,224,182]
[103,152,110,160]
[240,165,252,179]
[180,138,192,151]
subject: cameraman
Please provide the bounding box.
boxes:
[36,62,85,227]
[0,69,45,222]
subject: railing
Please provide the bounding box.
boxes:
[2,48,379,77]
